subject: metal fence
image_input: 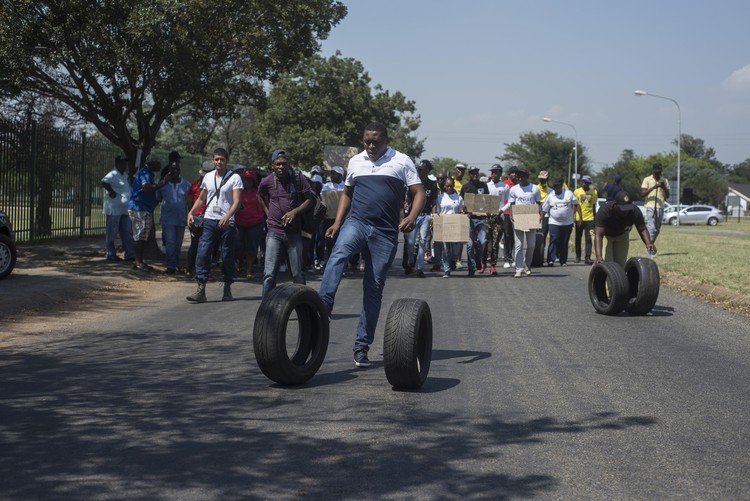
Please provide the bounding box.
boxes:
[0,117,206,243]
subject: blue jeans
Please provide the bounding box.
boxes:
[162,224,186,270]
[263,231,305,297]
[405,213,431,270]
[105,214,134,259]
[441,242,459,273]
[195,219,236,284]
[547,223,573,265]
[466,218,487,272]
[319,219,398,353]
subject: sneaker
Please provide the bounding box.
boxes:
[514,271,522,278]
[354,350,371,368]
[503,262,511,269]
[490,265,497,276]
[358,262,365,272]
[442,271,450,278]
[455,260,463,270]
[524,267,532,276]
[246,272,254,279]
[575,257,581,263]
[416,270,425,278]
[584,259,593,265]
[547,262,554,267]
[478,263,485,274]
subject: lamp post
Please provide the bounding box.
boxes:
[634,90,681,225]
[543,117,578,188]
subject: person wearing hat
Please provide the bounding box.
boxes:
[542,177,581,266]
[501,166,520,268]
[536,170,552,260]
[452,163,467,194]
[256,148,314,298]
[484,163,508,275]
[235,170,265,279]
[505,166,542,277]
[318,122,425,368]
[186,147,244,302]
[594,190,656,266]
[602,174,623,201]
[404,159,438,277]
[460,166,490,275]
[156,155,192,274]
[322,165,346,192]
[641,163,670,244]
[573,174,598,265]
[185,160,216,278]
[128,154,170,271]
[101,154,135,262]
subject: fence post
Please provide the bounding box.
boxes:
[79,131,87,237]
[29,121,37,242]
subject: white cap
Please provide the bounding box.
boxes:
[332,166,344,175]
[311,174,324,184]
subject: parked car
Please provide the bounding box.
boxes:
[0,210,17,279]
[661,204,688,223]
[665,205,724,226]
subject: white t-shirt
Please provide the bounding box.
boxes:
[487,180,509,212]
[101,168,130,216]
[507,183,541,208]
[543,189,579,226]
[437,192,463,215]
[200,170,244,221]
[321,180,345,192]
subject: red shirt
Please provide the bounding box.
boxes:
[188,179,206,215]
[235,188,265,227]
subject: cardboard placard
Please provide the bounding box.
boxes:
[323,145,359,172]
[464,193,502,215]
[321,190,341,219]
[511,204,542,231]
[432,214,471,242]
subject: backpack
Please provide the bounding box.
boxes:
[292,171,327,237]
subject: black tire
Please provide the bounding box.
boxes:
[253,283,329,385]
[531,232,545,267]
[669,217,678,226]
[0,233,16,280]
[624,257,660,315]
[383,298,433,389]
[588,261,629,315]
[707,217,718,226]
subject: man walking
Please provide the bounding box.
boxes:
[128,156,168,271]
[404,159,438,277]
[101,154,135,262]
[156,154,191,275]
[319,123,425,368]
[507,167,542,278]
[641,163,670,247]
[257,149,313,297]
[460,166,490,276]
[502,166,519,268]
[574,175,598,265]
[485,164,508,275]
[186,147,243,302]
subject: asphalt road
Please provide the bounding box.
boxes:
[1,255,749,500]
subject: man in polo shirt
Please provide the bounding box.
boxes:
[594,190,656,266]
[641,162,670,245]
[319,122,425,368]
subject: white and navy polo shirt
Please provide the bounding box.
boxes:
[345,147,421,234]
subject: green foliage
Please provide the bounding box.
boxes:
[243,52,423,168]
[500,131,590,185]
[728,159,750,184]
[0,0,346,161]
[430,157,468,177]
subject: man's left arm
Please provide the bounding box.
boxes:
[399,184,425,233]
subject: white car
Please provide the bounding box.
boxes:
[664,205,724,226]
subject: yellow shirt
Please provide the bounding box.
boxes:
[641,175,670,208]
[574,187,598,221]
[537,183,550,203]
[453,178,463,194]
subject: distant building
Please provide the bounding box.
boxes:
[726,184,750,216]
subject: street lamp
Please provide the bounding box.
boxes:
[543,117,578,188]
[634,90,681,225]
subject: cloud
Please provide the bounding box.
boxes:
[723,65,750,93]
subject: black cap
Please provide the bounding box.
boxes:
[614,190,636,212]
[168,151,182,162]
[115,155,128,163]
[517,167,530,176]
[508,166,519,174]
[490,163,503,172]
[652,163,663,172]
[418,159,433,170]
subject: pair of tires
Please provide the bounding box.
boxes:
[588,257,660,315]
[253,284,432,389]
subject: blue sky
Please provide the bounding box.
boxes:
[320,0,750,170]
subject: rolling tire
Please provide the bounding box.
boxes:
[588,261,629,315]
[0,234,17,280]
[253,283,329,385]
[531,232,545,267]
[383,298,433,389]
[624,257,660,315]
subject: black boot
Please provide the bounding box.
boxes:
[186,283,207,303]
[222,282,233,302]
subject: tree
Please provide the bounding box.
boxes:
[0,0,346,162]
[243,52,423,168]
[430,157,468,177]
[728,159,750,184]
[500,131,590,185]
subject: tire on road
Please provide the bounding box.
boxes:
[383,298,433,389]
[0,233,16,280]
[624,257,660,315]
[253,283,329,385]
[531,232,545,267]
[588,261,629,315]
